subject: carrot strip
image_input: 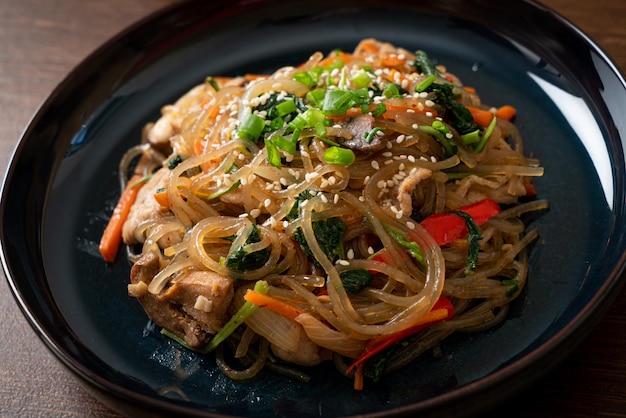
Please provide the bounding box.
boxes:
[99,174,145,263]
[382,55,406,68]
[153,188,169,208]
[495,105,517,121]
[317,51,354,68]
[354,363,365,390]
[244,290,305,321]
[463,86,476,94]
[466,106,494,127]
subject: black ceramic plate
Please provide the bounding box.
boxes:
[2,1,625,417]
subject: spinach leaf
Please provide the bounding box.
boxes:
[339,269,373,293]
[224,224,270,272]
[293,217,346,267]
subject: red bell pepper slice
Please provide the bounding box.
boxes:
[346,296,454,373]
[420,199,500,246]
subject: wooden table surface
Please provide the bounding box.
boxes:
[0,0,624,417]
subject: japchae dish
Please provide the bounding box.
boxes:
[99,39,546,389]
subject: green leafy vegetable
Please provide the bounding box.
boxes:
[413,50,438,76]
[340,269,373,293]
[285,190,314,222]
[224,224,270,272]
[383,224,425,266]
[167,155,183,170]
[293,217,346,267]
[450,210,482,275]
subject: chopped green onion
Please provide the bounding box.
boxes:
[238,114,265,141]
[371,103,387,117]
[306,88,326,107]
[288,114,307,130]
[269,116,284,131]
[293,71,317,88]
[415,74,437,92]
[474,115,497,152]
[315,122,327,137]
[351,69,372,88]
[205,76,220,92]
[383,224,425,266]
[322,89,354,116]
[204,280,270,352]
[432,120,450,134]
[364,127,385,144]
[318,136,341,147]
[302,108,325,126]
[272,134,297,155]
[323,146,355,166]
[461,129,482,145]
[265,138,282,168]
[276,99,297,116]
[419,125,457,158]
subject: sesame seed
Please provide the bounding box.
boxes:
[320,193,328,203]
[264,198,271,208]
[337,259,349,266]
[283,221,289,228]
[382,151,393,157]
[363,175,370,185]
[412,123,419,129]
[406,221,416,230]
[347,249,355,260]
[377,180,387,189]
[250,208,261,218]
[367,246,374,255]
[334,194,339,204]
[306,172,320,182]
[371,160,380,170]
[426,111,433,117]
[408,155,416,162]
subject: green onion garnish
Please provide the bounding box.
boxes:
[238,114,265,141]
[276,99,297,116]
[265,138,282,168]
[415,74,437,92]
[323,146,355,166]
[364,127,385,144]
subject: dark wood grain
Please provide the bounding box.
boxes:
[0,1,624,417]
